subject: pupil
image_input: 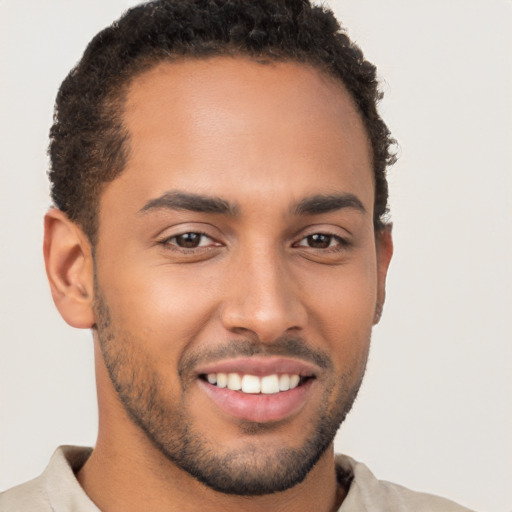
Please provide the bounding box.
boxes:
[177,233,201,248]
[308,234,331,248]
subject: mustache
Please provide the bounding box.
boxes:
[178,336,333,379]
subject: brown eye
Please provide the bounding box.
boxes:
[175,233,203,249]
[294,232,347,251]
[172,233,209,248]
[305,233,334,249]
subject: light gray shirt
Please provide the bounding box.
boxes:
[0,446,475,511]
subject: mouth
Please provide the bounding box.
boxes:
[199,372,312,394]
[195,357,318,423]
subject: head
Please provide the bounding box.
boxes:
[48,0,395,245]
[44,0,395,499]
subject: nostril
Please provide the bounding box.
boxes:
[219,275,307,343]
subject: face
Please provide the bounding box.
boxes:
[92,57,390,495]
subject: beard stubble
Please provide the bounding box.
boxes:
[93,283,368,496]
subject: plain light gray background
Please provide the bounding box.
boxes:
[1,1,511,511]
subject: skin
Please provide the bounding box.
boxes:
[44,57,393,512]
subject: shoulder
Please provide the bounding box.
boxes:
[336,454,476,512]
[0,446,95,512]
[0,475,52,512]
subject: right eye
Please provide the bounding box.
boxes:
[161,232,217,249]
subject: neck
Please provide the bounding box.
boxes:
[77,437,346,512]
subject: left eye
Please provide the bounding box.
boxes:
[295,233,344,249]
[164,232,214,249]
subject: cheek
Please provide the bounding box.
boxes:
[297,256,378,356]
[98,261,221,355]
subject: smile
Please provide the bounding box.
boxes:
[195,357,319,422]
[201,372,308,394]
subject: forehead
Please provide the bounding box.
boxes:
[103,57,373,217]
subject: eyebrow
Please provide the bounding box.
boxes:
[139,191,238,216]
[293,193,366,216]
[139,190,365,218]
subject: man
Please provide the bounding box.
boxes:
[0,1,475,511]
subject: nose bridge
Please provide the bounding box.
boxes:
[221,241,306,342]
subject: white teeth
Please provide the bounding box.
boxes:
[216,373,227,388]
[261,375,280,394]
[289,374,300,389]
[279,374,290,391]
[206,372,303,394]
[241,374,261,394]
[227,373,242,391]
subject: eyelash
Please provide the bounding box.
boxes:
[158,231,350,253]
[293,233,350,252]
[159,232,218,251]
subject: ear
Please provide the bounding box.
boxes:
[43,208,95,329]
[373,224,393,324]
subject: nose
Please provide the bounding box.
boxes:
[220,246,307,343]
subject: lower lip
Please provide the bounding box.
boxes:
[199,379,314,423]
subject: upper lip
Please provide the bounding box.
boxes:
[195,356,318,378]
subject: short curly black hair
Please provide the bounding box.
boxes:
[49,0,396,244]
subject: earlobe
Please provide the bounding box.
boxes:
[374,224,393,325]
[43,208,95,329]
